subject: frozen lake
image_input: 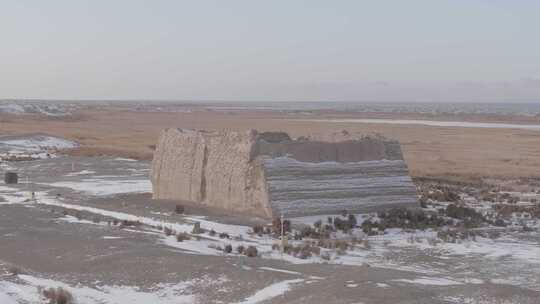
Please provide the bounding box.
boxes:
[301,118,540,131]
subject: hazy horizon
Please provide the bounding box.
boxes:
[2,1,540,102]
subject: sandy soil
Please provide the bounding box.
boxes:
[1,106,540,180]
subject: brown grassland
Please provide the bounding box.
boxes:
[1,107,540,181]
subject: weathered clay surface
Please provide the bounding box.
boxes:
[151,129,418,218]
[151,129,271,217]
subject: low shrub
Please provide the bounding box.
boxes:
[272,217,291,234]
[42,287,74,304]
[208,229,216,236]
[493,218,507,227]
[316,239,350,251]
[333,217,352,232]
[164,227,174,236]
[224,244,233,254]
[437,229,477,243]
[236,245,245,254]
[335,240,349,252]
[445,204,485,228]
[119,220,141,228]
[300,226,319,239]
[282,244,318,259]
[176,232,191,242]
[175,205,185,214]
[219,232,230,239]
[376,207,450,230]
[245,246,258,257]
[252,225,264,235]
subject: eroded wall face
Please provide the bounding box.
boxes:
[151,129,271,217]
[255,139,404,163]
[151,129,205,202]
[263,157,418,217]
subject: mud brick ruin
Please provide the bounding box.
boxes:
[151,129,418,218]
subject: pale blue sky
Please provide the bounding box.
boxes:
[1,0,539,102]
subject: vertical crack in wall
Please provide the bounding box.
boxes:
[200,145,208,201]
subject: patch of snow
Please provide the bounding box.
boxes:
[464,278,484,284]
[0,186,33,205]
[41,178,152,196]
[393,234,540,264]
[65,170,96,177]
[56,215,105,226]
[259,267,302,276]
[0,280,41,303]
[113,157,138,162]
[232,279,304,304]
[300,118,540,131]
[0,135,77,151]
[0,103,25,114]
[393,276,463,286]
[9,274,197,304]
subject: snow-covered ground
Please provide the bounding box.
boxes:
[299,118,540,131]
[1,154,539,302]
[2,185,538,292]
[0,101,74,116]
[41,178,152,196]
[0,135,78,161]
[0,273,203,304]
[232,279,304,304]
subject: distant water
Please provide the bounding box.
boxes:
[204,101,540,116]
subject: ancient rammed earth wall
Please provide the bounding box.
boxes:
[151,129,418,218]
[151,129,272,217]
